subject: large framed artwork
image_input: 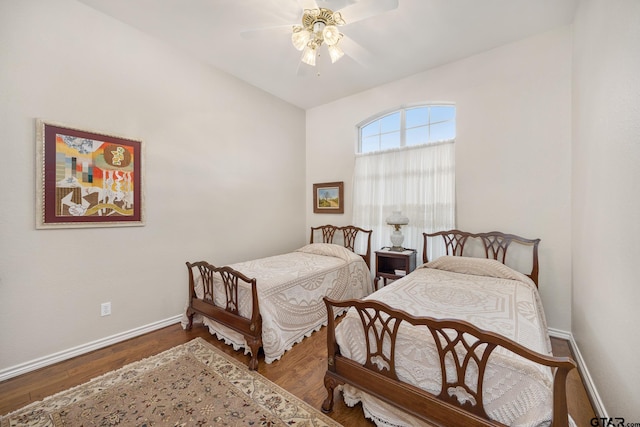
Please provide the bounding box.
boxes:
[36,120,145,229]
[313,181,344,214]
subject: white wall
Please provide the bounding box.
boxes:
[572,0,640,417]
[0,0,305,372]
[306,28,573,331]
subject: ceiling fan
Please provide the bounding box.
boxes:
[241,0,399,69]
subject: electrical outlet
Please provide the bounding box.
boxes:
[101,302,111,317]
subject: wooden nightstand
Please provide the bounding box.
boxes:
[374,247,417,290]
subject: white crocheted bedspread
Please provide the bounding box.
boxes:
[336,256,570,427]
[183,243,373,363]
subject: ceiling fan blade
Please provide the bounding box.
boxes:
[240,24,292,40]
[337,0,399,24]
[297,0,319,11]
[340,34,375,68]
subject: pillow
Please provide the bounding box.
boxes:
[296,243,361,262]
[424,256,535,286]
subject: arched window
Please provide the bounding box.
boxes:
[353,104,456,261]
[359,105,456,153]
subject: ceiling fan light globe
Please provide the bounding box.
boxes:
[291,27,311,51]
[301,45,317,66]
[328,44,344,63]
[322,25,341,46]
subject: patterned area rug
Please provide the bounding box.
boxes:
[1,338,342,426]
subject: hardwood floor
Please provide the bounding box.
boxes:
[0,323,596,426]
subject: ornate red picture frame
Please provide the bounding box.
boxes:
[36,120,144,228]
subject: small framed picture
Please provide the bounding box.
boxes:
[36,119,144,229]
[313,181,344,214]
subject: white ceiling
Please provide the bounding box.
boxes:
[77,0,579,109]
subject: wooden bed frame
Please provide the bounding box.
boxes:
[185,224,372,370]
[322,230,577,427]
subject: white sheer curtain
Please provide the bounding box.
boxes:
[352,140,456,263]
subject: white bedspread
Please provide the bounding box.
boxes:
[183,243,373,363]
[336,256,568,427]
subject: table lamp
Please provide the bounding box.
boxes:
[386,210,409,251]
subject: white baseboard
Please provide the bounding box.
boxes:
[548,327,608,418]
[548,327,572,341]
[0,315,182,383]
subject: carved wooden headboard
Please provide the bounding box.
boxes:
[423,229,540,286]
[310,225,372,269]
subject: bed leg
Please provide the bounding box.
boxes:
[248,354,259,371]
[322,375,339,413]
[185,308,194,330]
[247,338,260,371]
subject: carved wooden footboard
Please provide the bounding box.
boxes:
[322,297,577,427]
[185,261,262,369]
